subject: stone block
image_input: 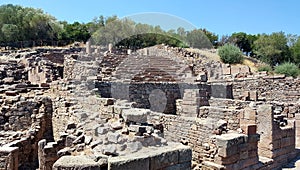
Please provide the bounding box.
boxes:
[202,161,225,170]
[218,153,239,165]
[149,149,179,170]
[222,64,231,75]
[164,162,191,170]
[95,126,109,136]
[257,105,273,137]
[249,91,258,101]
[178,145,192,163]
[127,141,143,153]
[108,155,149,170]
[102,144,118,156]
[122,108,150,123]
[243,108,256,120]
[215,133,247,148]
[53,156,100,170]
[107,132,120,144]
[218,145,238,158]
[181,105,199,117]
[231,65,241,75]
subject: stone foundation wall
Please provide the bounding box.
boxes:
[95,81,233,114]
[231,77,300,103]
[206,131,260,170]
[148,109,241,164]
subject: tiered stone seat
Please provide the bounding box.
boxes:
[114,54,190,82]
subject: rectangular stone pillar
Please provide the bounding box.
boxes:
[257,105,274,158]
[181,89,200,117]
[86,41,91,54]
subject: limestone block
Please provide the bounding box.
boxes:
[53,156,100,170]
[215,133,247,149]
[257,105,273,137]
[243,107,257,121]
[231,65,241,75]
[107,132,120,144]
[218,145,238,158]
[110,121,123,130]
[149,149,179,170]
[164,162,191,170]
[122,108,150,123]
[181,105,199,115]
[178,145,192,163]
[249,90,258,101]
[222,64,231,75]
[102,144,118,156]
[108,155,149,170]
[95,126,109,136]
[127,141,143,152]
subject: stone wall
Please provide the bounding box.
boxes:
[147,107,241,165]
[0,60,27,84]
[95,81,233,114]
[0,96,54,169]
[63,54,99,81]
[256,105,296,167]
[231,77,300,103]
[203,130,260,170]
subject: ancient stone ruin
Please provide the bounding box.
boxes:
[0,44,299,169]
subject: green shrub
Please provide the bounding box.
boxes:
[218,44,243,64]
[274,62,299,77]
[258,65,273,72]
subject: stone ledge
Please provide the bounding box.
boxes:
[53,156,101,170]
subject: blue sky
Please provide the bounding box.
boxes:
[1,0,299,36]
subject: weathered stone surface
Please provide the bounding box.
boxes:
[107,132,120,144]
[122,108,150,123]
[95,126,109,136]
[53,156,100,169]
[109,156,149,170]
[102,144,118,156]
[127,141,143,153]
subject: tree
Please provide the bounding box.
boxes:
[253,32,291,66]
[1,24,19,42]
[229,32,250,55]
[200,28,218,47]
[218,35,230,46]
[246,34,259,56]
[0,4,63,47]
[186,29,213,49]
[290,37,300,66]
[218,44,243,64]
